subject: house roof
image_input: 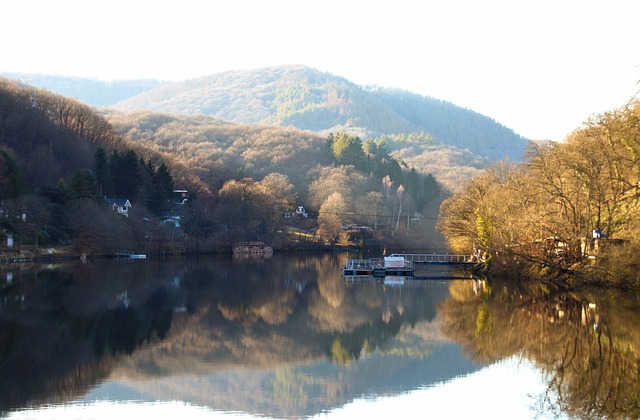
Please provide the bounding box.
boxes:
[105,197,132,207]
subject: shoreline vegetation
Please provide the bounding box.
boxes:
[438,96,640,290]
[0,238,405,264]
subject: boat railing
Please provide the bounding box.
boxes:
[343,258,383,271]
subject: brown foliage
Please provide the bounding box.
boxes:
[439,98,640,274]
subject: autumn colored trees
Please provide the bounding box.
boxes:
[438,98,640,283]
[214,174,297,242]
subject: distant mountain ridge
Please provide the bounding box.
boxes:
[0,72,164,107]
[112,65,529,161]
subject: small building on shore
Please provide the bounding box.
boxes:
[105,197,132,217]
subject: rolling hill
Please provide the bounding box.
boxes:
[111,65,529,161]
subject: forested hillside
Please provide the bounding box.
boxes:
[105,110,453,247]
[103,110,331,194]
[368,88,527,161]
[5,66,528,161]
[0,79,210,256]
[105,65,528,161]
[0,79,456,254]
[105,111,483,194]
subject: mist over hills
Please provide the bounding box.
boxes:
[0,72,163,107]
[4,66,529,161]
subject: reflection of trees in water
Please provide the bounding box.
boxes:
[1,254,448,417]
[316,255,347,308]
[93,288,174,356]
[439,279,640,419]
[187,253,408,362]
[0,262,179,413]
[0,293,174,413]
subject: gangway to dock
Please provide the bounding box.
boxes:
[388,253,477,265]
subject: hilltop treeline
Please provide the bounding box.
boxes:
[438,97,640,286]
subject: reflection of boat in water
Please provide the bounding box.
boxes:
[343,274,377,284]
[344,274,475,287]
[383,276,407,285]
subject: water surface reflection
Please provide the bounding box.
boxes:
[1,253,638,418]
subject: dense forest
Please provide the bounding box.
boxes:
[438,96,640,286]
[0,78,450,257]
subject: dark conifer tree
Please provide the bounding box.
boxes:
[70,169,98,199]
[110,149,142,199]
[94,147,112,196]
[147,162,174,215]
[0,150,20,199]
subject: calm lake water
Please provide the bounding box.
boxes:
[1,252,638,419]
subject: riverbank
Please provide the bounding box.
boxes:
[0,246,79,263]
[0,243,344,264]
[488,245,640,291]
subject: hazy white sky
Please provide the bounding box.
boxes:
[2,0,639,140]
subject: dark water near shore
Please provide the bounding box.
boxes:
[1,252,638,419]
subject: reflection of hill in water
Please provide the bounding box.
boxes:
[0,254,482,418]
[97,321,478,418]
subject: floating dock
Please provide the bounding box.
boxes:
[342,253,478,278]
[342,257,415,277]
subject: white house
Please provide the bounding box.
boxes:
[173,189,188,205]
[285,204,309,221]
[105,197,132,217]
[295,205,308,218]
